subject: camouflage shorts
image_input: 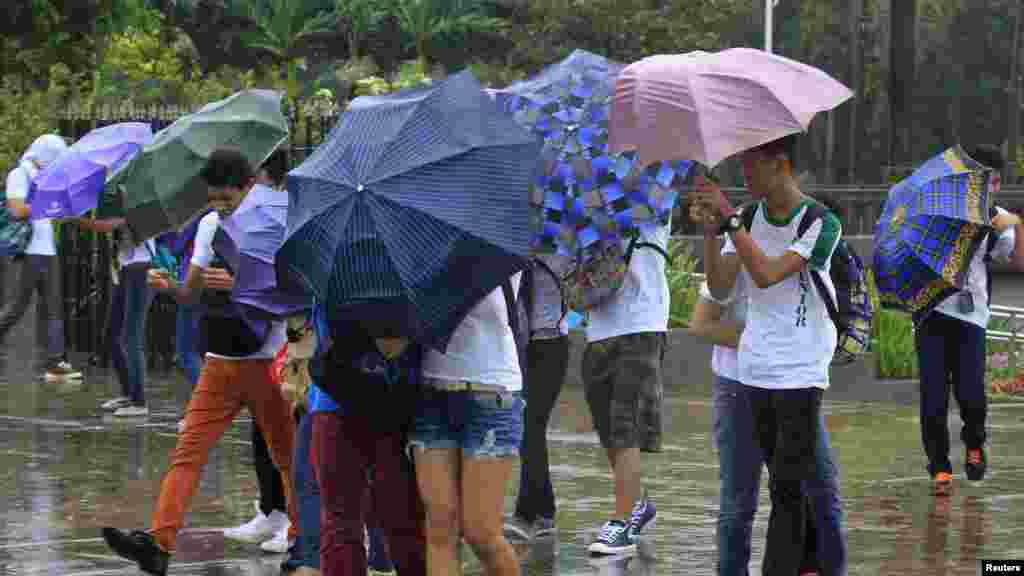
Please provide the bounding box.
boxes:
[582,332,666,453]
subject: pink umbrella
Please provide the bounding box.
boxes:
[609,48,854,168]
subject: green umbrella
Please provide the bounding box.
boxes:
[114,89,289,239]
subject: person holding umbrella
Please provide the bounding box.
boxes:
[223,148,293,553]
[0,134,83,382]
[75,213,157,418]
[101,148,298,576]
[697,134,845,576]
[911,145,1024,495]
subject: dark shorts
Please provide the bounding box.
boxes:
[582,332,665,453]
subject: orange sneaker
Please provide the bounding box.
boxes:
[933,472,953,496]
[965,447,987,481]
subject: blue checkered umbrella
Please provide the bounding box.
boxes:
[276,70,542,352]
[873,146,996,323]
[491,50,691,257]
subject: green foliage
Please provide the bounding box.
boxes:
[354,62,433,96]
[500,0,749,73]
[0,65,75,178]
[666,239,701,329]
[391,0,508,73]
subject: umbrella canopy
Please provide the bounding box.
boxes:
[872,146,995,323]
[277,69,542,352]
[31,122,153,220]
[609,48,854,168]
[114,90,289,240]
[212,184,310,319]
[492,50,691,258]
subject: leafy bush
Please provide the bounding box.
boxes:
[666,239,701,329]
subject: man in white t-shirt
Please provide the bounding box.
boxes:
[698,134,843,576]
[582,222,669,556]
[101,148,297,576]
[915,145,1024,496]
[0,134,82,382]
[690,260,847,574]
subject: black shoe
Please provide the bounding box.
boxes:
[965,447,987,481]
[102,527,169,576]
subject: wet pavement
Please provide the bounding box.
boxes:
[2,333,1024,575]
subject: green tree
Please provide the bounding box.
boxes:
[333,0,388,59]
[392,0,507,73]
[232,0,337,98]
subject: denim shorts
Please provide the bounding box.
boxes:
[408,388,524,459]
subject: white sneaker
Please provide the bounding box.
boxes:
[101,397,132,411]
[260,519,293,553]
[224,502,280,544]
[113,404,149,417]
[45,360,83,381]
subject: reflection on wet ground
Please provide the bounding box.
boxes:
[2,345,1024,574]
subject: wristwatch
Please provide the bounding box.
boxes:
[718,213,742,235]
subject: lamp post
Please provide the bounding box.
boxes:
[765,0,779,53]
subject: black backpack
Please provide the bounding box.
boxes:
[501,258,568,381]
[740,199,874,365]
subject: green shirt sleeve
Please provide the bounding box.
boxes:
[809,211,841,270]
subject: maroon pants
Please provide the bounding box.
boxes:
[312,412,426,576]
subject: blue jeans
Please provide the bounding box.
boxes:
[291,411,321,569]
[712,376,847,576]
[174,303,203,386]
[110,265,154,405]
[409,388,524,458]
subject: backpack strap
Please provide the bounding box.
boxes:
[984,205,1000,305]
[624,234,674,265]
[531,256,568,327]
[501,279,520,338]
[795,202,843,329]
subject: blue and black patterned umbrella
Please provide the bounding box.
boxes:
[873,146,995,324]
[491,49,691,258]
[276,70,542,352]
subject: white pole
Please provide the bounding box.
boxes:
[765,0,774,53]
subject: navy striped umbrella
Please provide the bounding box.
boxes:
[276,70,542,352]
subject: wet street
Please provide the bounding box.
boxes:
[2,332,1024,575]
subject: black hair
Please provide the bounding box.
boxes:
[260,148,289,187]
[200,147,255,188]
[968,144,1005,171]
[753,134,800,171]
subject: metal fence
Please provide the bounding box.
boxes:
[53,109,1024,367]
[56,110,340,369]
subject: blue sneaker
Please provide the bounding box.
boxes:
[587,520,634,555]
[627,493,656,540]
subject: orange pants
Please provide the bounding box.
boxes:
[151,355,297,551]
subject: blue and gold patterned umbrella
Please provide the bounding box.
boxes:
[873,146,995,323]
[491,50,691,259]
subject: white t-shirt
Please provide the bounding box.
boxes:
[724,200,841,390]
[530,254,570,340]
[585,223,671,343]
[700,258,749,382]
[191,211,285,360]
[5,163,56,256]
[933,206,1016,328]
[118,239,156,268]
[423,273,523,392]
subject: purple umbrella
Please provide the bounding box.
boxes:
[212,184,310,319]
[30,122,153,220]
